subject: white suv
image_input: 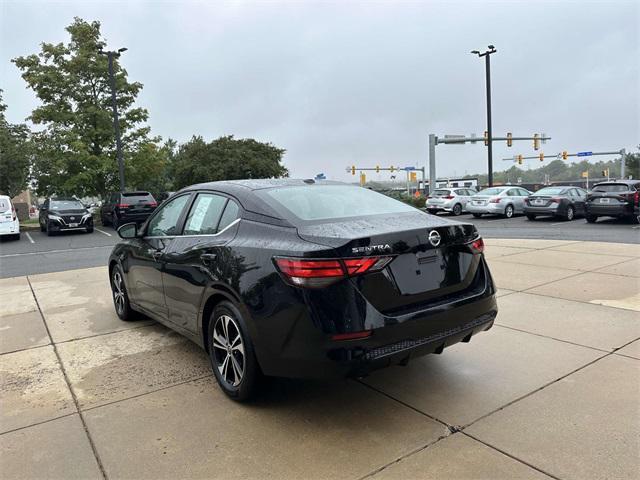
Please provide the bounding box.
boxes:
[426,188,477,216]
[0,195,20,240]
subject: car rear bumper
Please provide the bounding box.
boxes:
[0,220,20,236]
[524,205,560,215]
[466,203,503,214]
[426,201,455,212]
[252,257,497,379]
[585,204,633,217]
[119,213,153,224]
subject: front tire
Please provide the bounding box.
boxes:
[586,215,598,224]
[208,301,261,402]
[46,223,54,236]
[110,265,135,321]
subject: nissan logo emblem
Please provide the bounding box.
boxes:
[70,216,75,220]
[428,230,441,247]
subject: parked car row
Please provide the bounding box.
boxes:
[426,180,640,224]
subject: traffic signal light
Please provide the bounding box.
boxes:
[533,134,540,151]
[517,155,523,165]
[375,165,380,173]
[601,168,609,177]
[539,153,544,162]
[410,171,417,182]
[562,151,568,160]
[389,165,395,173]
[360,172,366,186]
[484,131,489,146]
[506,132,513,147]
[351,165,356,175]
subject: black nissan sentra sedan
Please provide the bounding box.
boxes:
[109,180,497,401]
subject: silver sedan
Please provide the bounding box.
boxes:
[466,186,531,218]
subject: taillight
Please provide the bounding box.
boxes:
[634,191,639,206]
[468,237,485,255]
[550,197,562,203]
[443,195,454,200]
[489,197,501,204]
[148,201,158,207]
[11,204,16,221]
[116,203,130,208]
[331,330,372,341]
[274,256,392,288]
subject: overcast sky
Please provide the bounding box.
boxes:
[1,0,638,182]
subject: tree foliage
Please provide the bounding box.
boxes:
[12,17,166,198]
[172,135,288,189]
[0,90,32,197]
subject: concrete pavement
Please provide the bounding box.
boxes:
[1,239,639,479]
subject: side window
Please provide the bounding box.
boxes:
[183,193,227,235]
[147,194,190,237]
[518,189,529,196]
[507,189,517,196]
[217,200,240,232]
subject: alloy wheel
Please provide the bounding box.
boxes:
[212,314,245,387]
[566,206,574,220]
[505,205,514,218]
[112,270,126,315]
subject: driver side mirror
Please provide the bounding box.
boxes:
[117,222,139,239]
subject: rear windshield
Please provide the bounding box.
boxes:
[0,198,10,213]
[122,192,155,203]
[476,188,507,196]
[534,187,565,195]
[433,189,452,196]
[51,200,85,210]
[262,185,416,221]
[592,184,630,193]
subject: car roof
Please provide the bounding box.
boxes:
[593,180,639,186]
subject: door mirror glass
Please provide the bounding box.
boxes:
[118,222,138,239]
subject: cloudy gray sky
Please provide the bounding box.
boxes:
[1,0,638,182]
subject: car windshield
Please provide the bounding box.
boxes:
[592,184,629,193]
[476,188,507,196]
[50,200,85,210]
[432,189,452,196]
[0,198,10,213]
[262,185,416,221]
[534,187,566,195]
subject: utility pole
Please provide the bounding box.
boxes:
[471,45,497,186]
[99,47,128,192]
[620,148,626,179]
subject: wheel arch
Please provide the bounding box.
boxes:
[200,287,242,353]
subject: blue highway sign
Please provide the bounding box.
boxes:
[577,151,593,157]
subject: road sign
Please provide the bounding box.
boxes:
[581,171,588,178]
[577,151,593,157]
[403,166,416,171]
[444,135,466,144]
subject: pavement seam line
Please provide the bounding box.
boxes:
[0,411,78,437]
[461,431,561,480]
[460,350,611,431]
[492,324,612,354]
[26,276,108,480]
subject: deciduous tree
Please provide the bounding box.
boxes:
[0,91,31,197]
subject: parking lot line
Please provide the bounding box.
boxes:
[550,222,565,226]
[25,232,35,244]
[95,228,112,237]
[0,245,112,258]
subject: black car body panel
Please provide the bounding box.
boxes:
[39,198,93,233]
[101,191,157,227]
[109,180,497,379]
[523,186,587,218]
[585,180,640,220]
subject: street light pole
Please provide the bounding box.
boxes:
[99,47,128,192]
[471,45,497,186]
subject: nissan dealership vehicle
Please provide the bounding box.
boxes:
[466,186,531,218]
[0,195,20,240]
[100,191,158,229]
[108,180,497,401]
[426,187,477,216]
[524,186,588,221]
[39,198,94,235]
[585,180,640,223]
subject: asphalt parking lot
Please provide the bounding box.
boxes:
[1,237,639,479]
[0,214,638,278]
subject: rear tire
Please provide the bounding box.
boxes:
[586,215,598,224]
[86,226,94,233]
[46,223,54,236]
[472,213,482,218]
[40,223,45,232]
[526,214,536,221]
[565,206,575,221]
[504,204,514,218]
[451,204,462,216]
[112,216,119,230]
[208,301,262,402]
[110,265,135,321]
